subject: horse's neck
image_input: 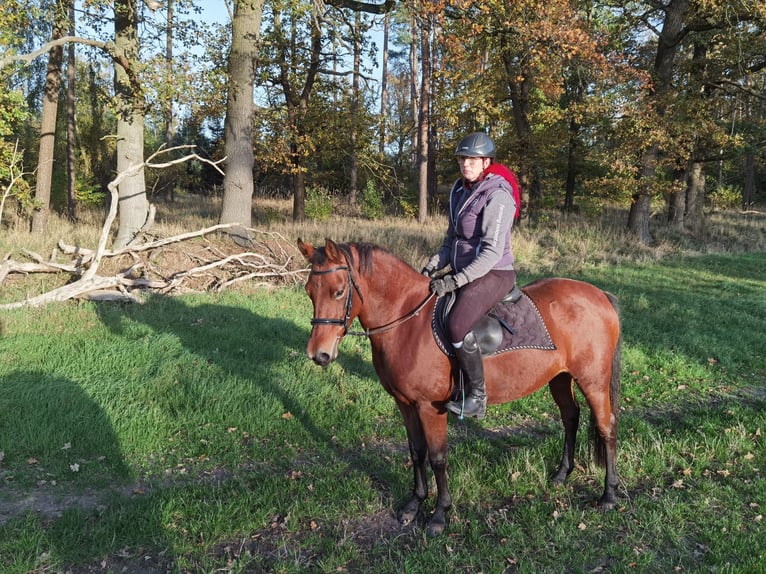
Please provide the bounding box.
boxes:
[357,258,429,330]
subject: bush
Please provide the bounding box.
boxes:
[305,186,334,221]
[360,180,385,220]
[709,184,742,210]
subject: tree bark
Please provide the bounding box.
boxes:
[503,50,538,223]
[564,117,579,212]
[220,0,264,230]
[349,11,361,206]
[627,0,689,245]
[378,12,389,155]
[667,168,686,230]
[685,160,704,234]
[416,13,431,224]
[113,0,148,248]
[164,0,175,202]
[31,1,68,234]
[66,1,76,221]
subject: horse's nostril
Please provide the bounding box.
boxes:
[313,352,331,367]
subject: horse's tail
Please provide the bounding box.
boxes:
[591,291,622,468]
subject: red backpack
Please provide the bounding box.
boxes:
[484,163,522,220]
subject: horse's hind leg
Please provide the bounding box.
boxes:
[549,373,580,483]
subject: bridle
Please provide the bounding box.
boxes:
[308,262,435,338]
[308,265,363,335]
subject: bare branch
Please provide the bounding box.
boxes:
[0,36,110,68]
[0,146,306,310]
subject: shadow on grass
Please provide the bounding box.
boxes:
[5,252,761,571]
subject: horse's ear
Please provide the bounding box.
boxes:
[324,239,342,263]
[297,238,314,261]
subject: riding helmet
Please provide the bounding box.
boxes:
[455,132,495,158]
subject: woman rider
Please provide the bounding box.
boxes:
[422,132,518,419]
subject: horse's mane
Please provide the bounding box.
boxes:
[314,241,408,275]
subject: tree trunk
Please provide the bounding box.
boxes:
[164,0,175,202]
[275,3,321,222]
[628,145,658,245]
[378,12,389,155]
[220,0,264,230]
[626,0,689,245]
[31,1,68,234]
[113,0,148,248]
[685,160,704,234]
[416,14,430,224]
[743,151,755,209]
[564,117,578,212]
[410,14,420,167]
[500,35,539,223]
[66,1,76,221]
[349,11,361,206]
[667,168,686,230]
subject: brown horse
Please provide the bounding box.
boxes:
[298,239,621,537]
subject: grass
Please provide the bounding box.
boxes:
[0,200,764,573]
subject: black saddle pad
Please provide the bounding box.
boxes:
[432,288,556,357]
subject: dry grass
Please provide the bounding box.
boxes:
[1,195,764,284]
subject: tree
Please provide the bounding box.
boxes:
[112,0,148,248]
[258,0,324,221]
[31,0,71,234]
[415,6,432,223]
[65,1,76,220]
[220,0,264,234]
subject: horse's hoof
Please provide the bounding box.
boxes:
[398,499,421,527]
[426,518,446,537]
[550,468,571,484]
[597,496,617,511]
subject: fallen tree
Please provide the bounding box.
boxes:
[0,147,307,310]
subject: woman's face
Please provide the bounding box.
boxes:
[458,156,491,183]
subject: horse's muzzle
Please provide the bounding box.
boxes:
[311,352,333,367]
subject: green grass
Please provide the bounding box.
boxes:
[0,252,764,573]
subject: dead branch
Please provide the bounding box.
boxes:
[0,147,308,309]
[0,227,307,309]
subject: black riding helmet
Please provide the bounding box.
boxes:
[455,132,495,158]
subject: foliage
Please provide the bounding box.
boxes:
[305,185,334,221]
[708,184,742,211]
[2,0,765,232]
[360,179,384,219]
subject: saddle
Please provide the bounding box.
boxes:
[432,285,556,357]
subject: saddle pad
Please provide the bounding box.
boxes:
[432,290,556,357]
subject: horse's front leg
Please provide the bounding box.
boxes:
[396,402,429,527]
[418,405,451,537]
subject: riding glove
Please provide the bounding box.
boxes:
[421,265,436,277]
[430,275,459,296]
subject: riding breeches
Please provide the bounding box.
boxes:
[448,269,516,344]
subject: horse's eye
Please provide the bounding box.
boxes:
[334,288,345,299]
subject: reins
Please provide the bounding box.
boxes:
[309,260,435,338]
[346,291,435,337]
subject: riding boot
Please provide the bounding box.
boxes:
[445,332,487,419]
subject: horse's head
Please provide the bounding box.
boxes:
[298,238,363,367]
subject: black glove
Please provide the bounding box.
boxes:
[429,275,459,297]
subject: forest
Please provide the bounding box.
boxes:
[1,0,764,249]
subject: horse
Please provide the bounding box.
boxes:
[297,238,621,537]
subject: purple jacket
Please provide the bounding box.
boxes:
[427,172,516,287]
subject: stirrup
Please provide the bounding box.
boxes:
[445,393,486,420]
